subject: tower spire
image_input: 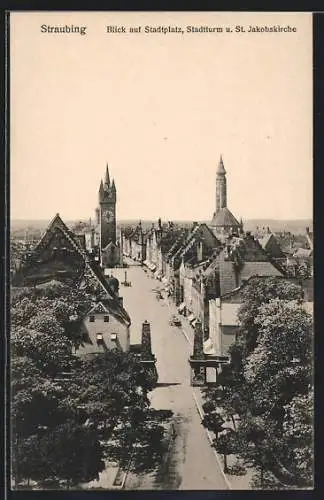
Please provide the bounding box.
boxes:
[217,154,226,175]
[105,164,110,188]
[216,154,227,212]
[99,179,104,200]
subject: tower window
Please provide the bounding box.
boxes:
[89,315,95,322]
[104,315,109,322]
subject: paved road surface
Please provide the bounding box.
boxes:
[109,263,229,490]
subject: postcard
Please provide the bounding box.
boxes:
[9,11,313,491]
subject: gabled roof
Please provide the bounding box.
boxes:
[86,299,131,326]
[16,213,132,326]
[14,213,117,300]
[173,224,201,261]
[178,224,220,260]
[102,240,119,252]
[165,229,190,261]
[211,207,240,228]
[258,233,272,248]
[88,301,110,315]
[258,233,284,258]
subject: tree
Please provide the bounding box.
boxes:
[282,390,313,485]
[244,299,312,419]
[237,277,304,354]
[234,299,313,487]
[11,281,169,489]
[72,351,153,434]
[12,326,77,378]
[213,429,238,473]
[201,277,313,489]
[11,297,38,327]
[14,423,105,488]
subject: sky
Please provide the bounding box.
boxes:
[10,11,312,222]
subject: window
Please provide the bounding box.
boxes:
[89,315,95,322]
[104,315,109,322]
[110,333,117,341]
[96,333,103,342]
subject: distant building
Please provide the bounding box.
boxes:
[305,226,313,251]
[258,232,285,259]
[122,221,147,262]
[85,164,122,268]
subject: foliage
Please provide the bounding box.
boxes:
[213,429,238,472]
[11,281,168,488]
[237,277,304,353]
[12,326,76,377]
[201,277,313,489]
[104,408,174,475]
[226,461,246,476]
[14,423,105,487]
[282,390,313,484]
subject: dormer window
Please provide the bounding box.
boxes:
[104,315,109,323]
[89,315,95,322]
[96,333,103,342]
[110,333,117,341]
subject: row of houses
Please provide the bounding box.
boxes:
[122,219,313,367]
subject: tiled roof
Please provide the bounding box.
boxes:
[293,248,313,258]
[258,233,284,258]
[165,229,190,260]
[211,207,240,227]
[240,261,283,280]
[101,298,131,326]
[14,214,131,323]
[258,233,272,248]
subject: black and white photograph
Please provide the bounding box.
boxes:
[9,11,313,490]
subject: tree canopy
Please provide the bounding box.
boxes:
[202,277,313,488]
[11,280,164,488]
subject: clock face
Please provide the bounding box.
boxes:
[102,208,114,222]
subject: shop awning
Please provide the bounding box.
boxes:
[178,302,186,312]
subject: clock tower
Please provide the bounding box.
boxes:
[99,164,117,249]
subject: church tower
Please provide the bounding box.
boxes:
[216,155,227,212]
[210,155,241,241]
[98,164,117,250]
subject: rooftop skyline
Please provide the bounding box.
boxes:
[10,12,312,221]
